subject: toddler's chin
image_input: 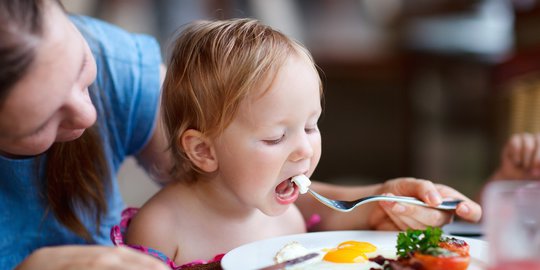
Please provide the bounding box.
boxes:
[262,204,291,217]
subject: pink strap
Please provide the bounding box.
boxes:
[306,214,321,230]
[110,207,223,269]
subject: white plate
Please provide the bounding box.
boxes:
[221,230,488,270]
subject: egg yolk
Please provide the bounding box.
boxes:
[323,241,377,263]
[337,241,377,252]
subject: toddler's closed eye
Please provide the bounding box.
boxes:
[305,126,318,134]
[263,135,285,145]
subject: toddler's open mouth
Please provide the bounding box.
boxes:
[275,178,299,204]
[275,175,311,204]
[276,178,296,198]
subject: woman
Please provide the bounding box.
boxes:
[0,1,481,269]
[1,0,169,269]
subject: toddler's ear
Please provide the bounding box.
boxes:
[181,129,218,173]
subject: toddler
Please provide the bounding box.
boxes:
[112,18,482,268]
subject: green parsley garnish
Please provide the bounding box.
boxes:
[396,227,443,258]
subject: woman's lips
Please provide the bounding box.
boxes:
[275,178,299,205]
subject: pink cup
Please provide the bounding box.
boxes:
[483,180,540,270]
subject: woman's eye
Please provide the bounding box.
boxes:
[263,135,284,145]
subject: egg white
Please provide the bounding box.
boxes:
[286,246,397,270]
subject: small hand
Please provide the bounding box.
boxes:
[493,133,540,181]
[15,246,169,270]
[368,178,482,231]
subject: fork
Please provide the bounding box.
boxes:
[307,189,461,212]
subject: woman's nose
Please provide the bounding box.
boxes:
[60,87,97,130]
[289,133,314,162]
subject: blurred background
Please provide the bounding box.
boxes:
[61,0,540,207]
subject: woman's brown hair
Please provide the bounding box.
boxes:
[0,0,109,241]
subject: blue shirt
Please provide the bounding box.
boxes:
[0,16,162,269]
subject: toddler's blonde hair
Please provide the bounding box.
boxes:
[162,18,321,181]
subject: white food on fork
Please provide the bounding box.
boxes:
[291,175,311,194]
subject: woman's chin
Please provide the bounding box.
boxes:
[56,129,85,142]
[0,142,53,158]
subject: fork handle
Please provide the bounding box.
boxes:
[372,196,461,210]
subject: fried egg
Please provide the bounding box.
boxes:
[323,241,377,263]
[275,240,396,270]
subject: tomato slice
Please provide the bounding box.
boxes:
[412,252,470,270]
[439,238,470,256]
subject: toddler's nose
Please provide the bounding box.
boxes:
[290,134,314,162]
